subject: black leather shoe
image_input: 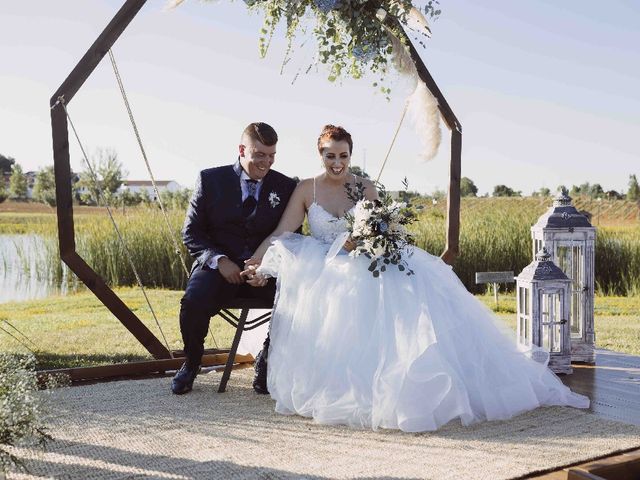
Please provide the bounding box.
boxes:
[171,362,200,395]
[252,349,269,394]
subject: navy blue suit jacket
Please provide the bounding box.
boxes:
[182,164,297,268]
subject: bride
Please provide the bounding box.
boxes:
[242,124,589,432]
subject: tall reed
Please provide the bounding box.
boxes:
[595,227,640,296]
[412,198,640,296]
[72,209,192,289]
[3,200,639,296]
[411,198,540,294]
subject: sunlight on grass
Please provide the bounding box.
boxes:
[0,288,236,369]
[1,289,638,370]
[477,293,640,356]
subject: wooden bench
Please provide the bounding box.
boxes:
[217,298,272,393]
[475,271,514,306]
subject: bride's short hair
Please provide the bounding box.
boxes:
[317,125,353,154]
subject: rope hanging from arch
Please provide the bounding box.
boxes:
[108,50,189,278]
[57,96,174,358]
[107,48,221,350]
[0,320,39,355]
[375,103,409,184]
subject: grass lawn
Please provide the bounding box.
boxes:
[0,288,638,370]
[0,202,106,234]
[0,288,238,370]
[477,293,640,356]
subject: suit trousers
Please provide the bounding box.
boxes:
[179,262,276,367]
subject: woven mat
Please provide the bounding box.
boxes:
[7,369,640,480]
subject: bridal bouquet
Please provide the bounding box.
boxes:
[344,181,416,277]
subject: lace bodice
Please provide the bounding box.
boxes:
[308,202,351,244]
[307,176,356,244]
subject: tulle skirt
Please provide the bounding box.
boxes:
[257,233,589,432]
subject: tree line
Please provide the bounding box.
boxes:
[459,176,640,200]
[0,150,192,209]
[2,152,639,205]
[348,167,640,201]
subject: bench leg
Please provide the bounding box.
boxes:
[218,308,249,393]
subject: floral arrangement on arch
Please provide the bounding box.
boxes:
[243,0,441,90]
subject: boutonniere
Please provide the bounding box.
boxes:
[268,191,281,208]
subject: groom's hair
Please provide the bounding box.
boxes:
[317,124,353,154]
[242,122,278,146]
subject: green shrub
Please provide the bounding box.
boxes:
[0,354,50,473]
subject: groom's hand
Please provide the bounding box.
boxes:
[241,261,268,288]
[246,274,268,287]
[218,257,244,285]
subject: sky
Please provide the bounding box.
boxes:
[1,0,639,196]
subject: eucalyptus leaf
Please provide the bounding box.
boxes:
[232,0,441,93]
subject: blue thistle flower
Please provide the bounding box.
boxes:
[352,43,377,63]
[314,0,341,13]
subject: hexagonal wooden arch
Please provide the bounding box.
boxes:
[49,0,462,378]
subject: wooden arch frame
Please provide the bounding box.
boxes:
[49,0,462,379]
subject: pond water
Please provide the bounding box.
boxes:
[0,235,80,303]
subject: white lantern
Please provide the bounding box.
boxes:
[531,188,596,364]
[516,248,573,374]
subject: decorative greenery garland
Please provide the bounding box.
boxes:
[243,0,441,92]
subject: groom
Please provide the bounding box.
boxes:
[172,122,297,395]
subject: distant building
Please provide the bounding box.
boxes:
[118,180,180,201]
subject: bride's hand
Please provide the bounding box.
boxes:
[241,260,268,287]
[247,273,268,287]
[241,258,261,275]
[240,262,258,279]
[243,257,261,269]
[343,236,356,252]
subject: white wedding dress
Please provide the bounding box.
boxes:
[256,197,589,432]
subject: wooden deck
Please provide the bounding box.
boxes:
[527,349,640,479]
[561,349,640,426]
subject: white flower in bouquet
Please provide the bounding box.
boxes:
[372,241,387,258]
[361,238,375,253]
[343,181,418,278]
[390,202,406,214]
[352,200,374,237]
